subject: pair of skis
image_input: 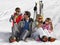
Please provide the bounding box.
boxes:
[33,0,43,21]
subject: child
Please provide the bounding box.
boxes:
[9,7,23,42]
[9,7,23,26]
[43,18,56,42]
[43,18,53,33]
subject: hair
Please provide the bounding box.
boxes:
[24,11,31,17]
[36,14,43,22]
[46,18,51,20]
[15,7,20,11]
[36,14,43,19]
[45,18,51,22]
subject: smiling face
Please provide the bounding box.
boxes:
[24,13,29,19]
[15,7,21,15]
[45,18,52,25]
[23,11,31,20]
[45,20,49,25]
[16,9,20,15]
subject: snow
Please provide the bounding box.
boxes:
[0,0,60,45]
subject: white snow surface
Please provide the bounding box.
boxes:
[0,0,60,45]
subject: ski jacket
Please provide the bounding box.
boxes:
[43,24,52,31]
[12,13,23,26]
[17,18,33,34]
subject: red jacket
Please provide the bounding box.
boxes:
[12,13,23,26]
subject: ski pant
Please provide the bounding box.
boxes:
[31,28,52,40]
[20,30,29,40]
[12,23,30,40]
[12,23,19,37]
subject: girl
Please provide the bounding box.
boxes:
[43,18,53,33]
[31,14,48,42]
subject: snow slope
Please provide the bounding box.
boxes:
[0,0,60,45]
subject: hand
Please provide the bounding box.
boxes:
[37,25,40,28]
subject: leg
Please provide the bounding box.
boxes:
[12,23,20,40]
[44,29,51,37]
[12,27,16,37]
[20,30,29,41]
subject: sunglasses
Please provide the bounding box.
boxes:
[24,13,28,15]
[38,18,42,19]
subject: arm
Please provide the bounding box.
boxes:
[9,15,14,22]
[17,21,24,32]
[50,23,53,31]
[49,22,53,32]
[32,22,37,32]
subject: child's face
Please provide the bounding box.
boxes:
[45,20,52,25]
[16,9,20,15]
[49,20,52,23]
[45,18,52,25]
[45,20,49,25]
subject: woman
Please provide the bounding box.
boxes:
[31,14,56,42]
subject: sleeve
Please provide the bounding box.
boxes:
[32,22,36,32]
[9,15,14,22]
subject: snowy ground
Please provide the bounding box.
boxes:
[0,0,60,45]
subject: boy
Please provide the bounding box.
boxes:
[9,7,23,42]
[9,7,23,26]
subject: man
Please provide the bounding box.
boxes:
[17,11,33,41]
